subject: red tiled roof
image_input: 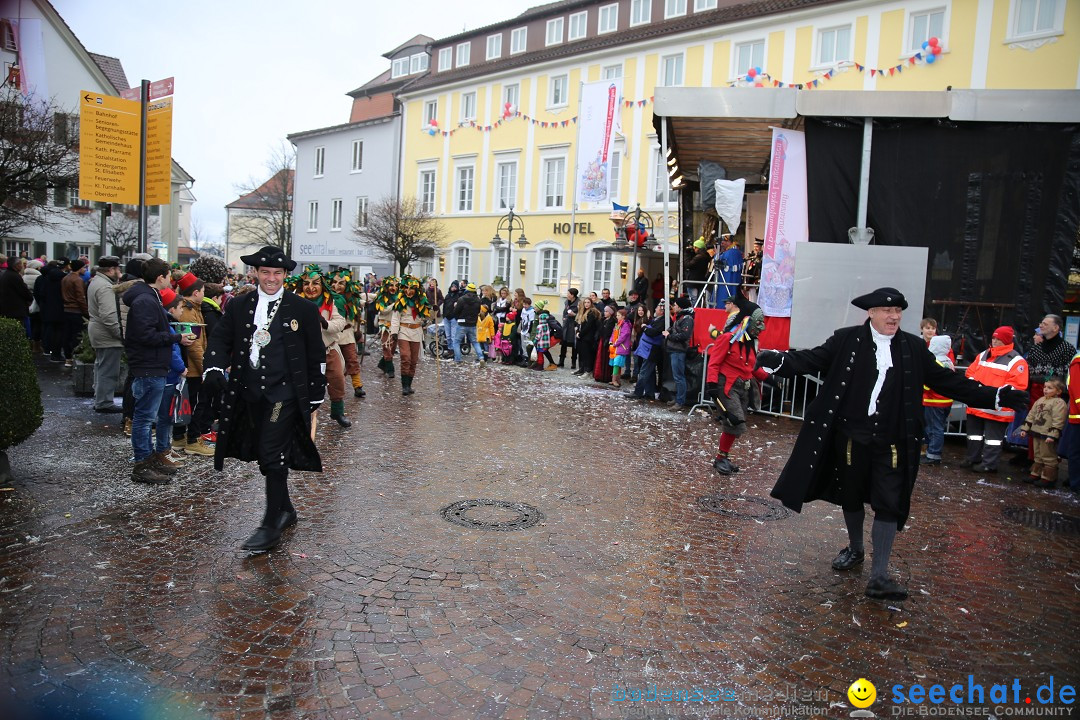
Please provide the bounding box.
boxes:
[88,52,129,92]
[226,169,294,211]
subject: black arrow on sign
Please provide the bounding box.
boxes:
[83,93,92,103]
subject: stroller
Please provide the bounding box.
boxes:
[425,323,472,359]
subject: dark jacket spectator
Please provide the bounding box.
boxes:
[442,282,461,319]
[34,263,66,323]
[0,259,33,319]
[123,278,182,378]
[632,272,649,302]
[455,289,481,327]
[666,307,695,352]
[426,283,444,315]
[686,248,711,283]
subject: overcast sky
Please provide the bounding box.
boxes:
[53,0,539,245]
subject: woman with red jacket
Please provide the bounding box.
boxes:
[962,326,1029,473]
[705,315,768,475]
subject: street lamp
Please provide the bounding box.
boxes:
[491,206,528,286]
[609,203,655,296]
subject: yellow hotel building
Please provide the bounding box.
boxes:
[397,0,1079,301]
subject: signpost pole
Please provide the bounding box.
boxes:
[137,79,149,255]
[98,203,110,257]
[566,81,584,293]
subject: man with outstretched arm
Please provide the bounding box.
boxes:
[756,287,1028,600]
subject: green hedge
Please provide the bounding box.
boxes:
[0,318,43,451]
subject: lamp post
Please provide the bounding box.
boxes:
[610,203,654,297]
[491,206,529,288]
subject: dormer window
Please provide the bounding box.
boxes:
[392,52,429,78]
[392,57,409,78]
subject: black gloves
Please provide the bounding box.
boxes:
[999,385,1030,413]
[755,350,784,373]
[203,368,226,396]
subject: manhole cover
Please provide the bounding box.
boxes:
[1002,507,1080,535]
[698,495,792,521]
[440,499,545,531]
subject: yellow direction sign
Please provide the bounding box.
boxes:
[78,91,140,204]
[145,97,173,205]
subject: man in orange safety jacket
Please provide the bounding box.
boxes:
[961,326,1029,473]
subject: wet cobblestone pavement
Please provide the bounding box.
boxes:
[2,358,1078,719]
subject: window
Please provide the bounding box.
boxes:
[653,147,678,204]
[356,196,369,228]
[660,54,684,86]
[424,100,438,126]
[496,161,517,210]
[351,140,363,172]
[610,149,621,198]
[630,0,651,25]
[543,157,566,209]
[546,17,564,46]
[592,251,614,290]
[456,166,475,212]
[308,201,318,231]
[456,42,471,66]
[410,53,428,73]
[694,0,718,9]
[569,11,587,40]
[503,83,519,111]
[487,34,502,60]
[602,64,623,79]
[71,188,90,208]
[392,57,409,78]
[817,25,852,65]
[438,47,453,71]
[735,40,765,75]
[494,247,510,282]
[5,240,29,259]
[0,20,15,51]
[419,170,436,213]
[665,0,687,18]
[314,147,325,177]
[510,27,528,53]
[454,247,471,281]
[331,198,343,230]
[539,248,560,285]
[1013,0,1063,37]
[461,91,476,121]
[53,180,69,207]
[599,4,619,33]
[548,74,569,108]
[909,9,945,52]
[53,113,76,144]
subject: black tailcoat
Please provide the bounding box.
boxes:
[204,291,326,472]
[769,322,999,529]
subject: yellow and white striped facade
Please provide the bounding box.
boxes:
[397,0,1080,301]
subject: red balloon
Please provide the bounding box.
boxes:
[747,68,757,78]
[429,118,438,127]
[932,45,942,55]
[754,82,764,87]
[504,101,512,109]
[928,36,939,46]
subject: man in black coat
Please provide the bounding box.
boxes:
[202,245,326,553]
[757,287,1028,601]
[453,283,482,362]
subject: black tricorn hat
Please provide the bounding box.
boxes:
[851,287,908,311]
[240,245,297,271]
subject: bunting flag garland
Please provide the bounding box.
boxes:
[421,96,657,137]
[724,49,940,91]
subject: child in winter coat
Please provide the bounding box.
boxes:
[477,305,495,359]
[532,300,558,371]
[921,334,955,465]
[496,309,518,364]
[1020,377,1068,487]
[157,288,191,473]
[609,307,632,387]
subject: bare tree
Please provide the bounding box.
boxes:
[79,208,159,258]
[231,142,294,254]
[353,196,446,276]
[190,217,225,258]
[0,89,81,238]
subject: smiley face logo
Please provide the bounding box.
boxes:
[848,678,876,709]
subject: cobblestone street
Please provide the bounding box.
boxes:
[2,358,1078,719]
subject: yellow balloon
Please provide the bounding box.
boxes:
[848,678,877,709]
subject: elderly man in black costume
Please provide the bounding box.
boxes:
[202,245,327,553]
[757,287,1028,600]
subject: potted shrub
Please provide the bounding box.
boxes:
[72,332,95,396]
[0,319,44,484]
